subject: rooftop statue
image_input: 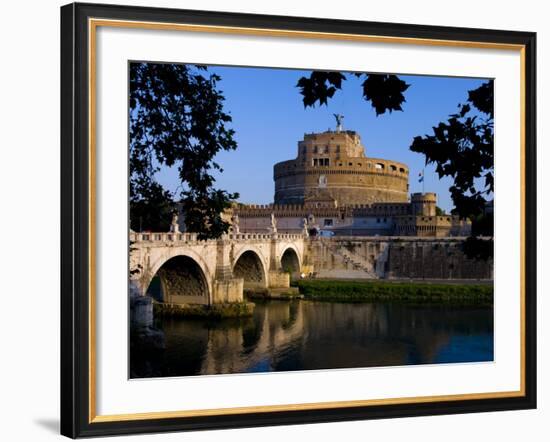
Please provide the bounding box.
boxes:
[333,113,344,132]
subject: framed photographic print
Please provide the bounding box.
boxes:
[60,2,537,438]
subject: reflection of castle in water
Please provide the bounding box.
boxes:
[150,301,493,377]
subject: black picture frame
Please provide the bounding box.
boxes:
[60,2,537,438]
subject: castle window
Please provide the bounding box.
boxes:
[313,145,318,153]
[358,163,362,167]
[399,167,405,173]
[349,162,353,166]
[338,162,343,166]
[336,145,340,152]
[324,219,333,227]
[383,218,387,223]
[375,163,384,170]
[313,158,329,166]
[302,146,307,155]
[376,218,381,223]
[324,145,329,153]
[390,165,397,171]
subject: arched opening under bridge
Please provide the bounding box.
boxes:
[233,250,266,290]
[281,248,301,280]
[146,255,209,305]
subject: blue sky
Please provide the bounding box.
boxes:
[155,65,488,213]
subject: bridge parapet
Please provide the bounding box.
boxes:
[130,231,305,243]
[228,232,303,241]
[130,232,206,243]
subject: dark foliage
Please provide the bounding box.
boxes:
[296,71,346,107]
[129,180,173,232]
[129,63,238,239]
[462,236,494,261]
[357,74,410,115]
[471,212,494,237]
[468,81,493,117]
[296,71,409,115]
[461,212,493,260]
[411,80,494,259]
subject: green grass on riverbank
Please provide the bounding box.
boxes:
[293,280,493,305]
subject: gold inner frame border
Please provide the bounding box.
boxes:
[87,17,527,424]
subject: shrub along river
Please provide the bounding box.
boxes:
[130,292,494,378]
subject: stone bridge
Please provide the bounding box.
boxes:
[130,231,306,305]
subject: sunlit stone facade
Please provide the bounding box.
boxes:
[274,130,409,206]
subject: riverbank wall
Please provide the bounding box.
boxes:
[309,236,493,280]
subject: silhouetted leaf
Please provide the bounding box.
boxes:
[360,74,410,115]
[296,71,346,108]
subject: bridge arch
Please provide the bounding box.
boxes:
[233,248,268,290]
[280,246,301,279]
[144,251,212,305]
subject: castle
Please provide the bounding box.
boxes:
[232,122,470,238]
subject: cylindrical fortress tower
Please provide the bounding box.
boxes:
[411,192,437,216]
[273,130,409,206]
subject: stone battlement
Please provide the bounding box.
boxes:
[235,201,412,217]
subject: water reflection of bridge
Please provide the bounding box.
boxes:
[155,301,492,376]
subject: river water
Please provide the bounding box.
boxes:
[131,300,493,378]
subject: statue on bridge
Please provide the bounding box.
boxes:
[302,217,310,238]
[268,212,278,234]
[169,211,180,233]
[231,214,240,234]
